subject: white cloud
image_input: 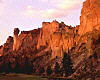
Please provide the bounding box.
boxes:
[40,0,48,2]
[51,0,82,10]
[23,0,84,19]
[23,5,67,19]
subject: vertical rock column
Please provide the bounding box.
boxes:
[78,0,100,35]
[13,28,20,51]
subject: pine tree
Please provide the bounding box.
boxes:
[39,67,45,74]
[54,62,60,74]
[62,52,74,76]
[24,56,33,74]
[14,60,20,73]
[32,64,36,73]
[46,66,52,76]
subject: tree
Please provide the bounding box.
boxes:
[54,62,60,75]
[39,67,45,74]
[24,57,33,74]
[14,60,20,73]
[62,52,74,76]
[46,66,53,76]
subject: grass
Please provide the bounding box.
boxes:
[0,73,72,80]
[0,73,48,80]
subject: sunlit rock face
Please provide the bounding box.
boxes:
[79,0,100,35]
[37,20,60,49]
[37,21,64,58]
[37,20,77,58]
[11,0,100,59]
[0,36,13,55]
[0,0,99,79]
[13,28,40,51]
[13,28,20,51]
[11,0,100,58]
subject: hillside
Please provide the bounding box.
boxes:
[0,0,100,79]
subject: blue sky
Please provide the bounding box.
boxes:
[0,0,85,45]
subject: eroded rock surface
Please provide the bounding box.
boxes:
[0,0,99,79]
[79,0,100,35]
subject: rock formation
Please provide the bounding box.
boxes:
[37,20,60,48]
[10,0,100,59]
[37,21,77,58]
[78,0,100,35]
[0,0,99,79]
[13,28,20,51]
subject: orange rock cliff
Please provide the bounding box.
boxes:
[10,0,100,59]
[0,0,99,79]
[79,0,100,35]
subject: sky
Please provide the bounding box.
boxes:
[0,0,85,45]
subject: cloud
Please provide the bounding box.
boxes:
[40,0,48,2]
[51,0,83,10]
[23,0,84,19]
[23,5,67,19]
[40,0,83,8]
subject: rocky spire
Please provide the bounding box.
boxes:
[13,28,20,51]
[78,0,100,35]
[14,28,20,35]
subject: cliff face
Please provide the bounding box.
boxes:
[0,0,99,79]
[11,0,100,59]
[13,28,20,51]
[37,21,60,49]
[0,36,13,55]
[79,0,100,35]
[37,21,79,58]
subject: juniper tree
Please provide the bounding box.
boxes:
[39,67,45,74]
[46,66,53,76]
[62,52,74,76]
[54,62,60,74]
